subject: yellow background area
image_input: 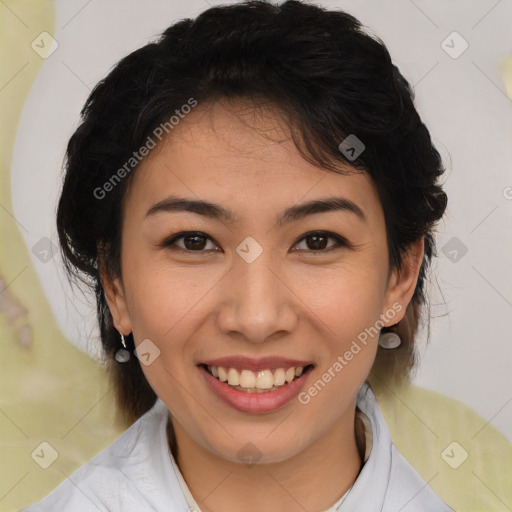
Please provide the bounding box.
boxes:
[1,2,511,512]
[0,2,122,512]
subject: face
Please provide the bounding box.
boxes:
[104,100,423,465]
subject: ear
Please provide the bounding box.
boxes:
[99,265,133,335]
[381,236,424,326]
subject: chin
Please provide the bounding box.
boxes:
[206,433,308,467]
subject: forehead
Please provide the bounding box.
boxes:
[126,100,383,224]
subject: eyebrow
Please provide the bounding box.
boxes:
[146,195,366,225]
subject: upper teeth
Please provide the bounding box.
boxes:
[208,365,305,390]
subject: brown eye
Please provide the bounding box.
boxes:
[183,233,207,250]
[305,233,329,250]
[162,231,220,252]
[293,231,347,252]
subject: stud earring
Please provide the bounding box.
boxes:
[115,332,131,363]
[378,326,402,349]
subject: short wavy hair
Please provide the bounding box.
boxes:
[57,0,447,425]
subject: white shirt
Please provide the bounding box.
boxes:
[22,383,454,511]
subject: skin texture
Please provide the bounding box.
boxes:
[102,100,424,512]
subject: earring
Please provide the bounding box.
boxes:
[378,326,402,349]
[115,332,131,363]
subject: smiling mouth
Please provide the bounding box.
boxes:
[199,363,314,393]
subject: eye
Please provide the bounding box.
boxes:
[292,231,348,252]
[161,231,220,252]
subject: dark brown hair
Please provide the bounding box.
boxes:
[57,0,447,425]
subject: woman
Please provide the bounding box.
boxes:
[23,1,454,510]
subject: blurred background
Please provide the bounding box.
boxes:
[1,1,511,511]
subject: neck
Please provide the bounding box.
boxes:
[168,407,362,512]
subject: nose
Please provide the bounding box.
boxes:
[215,251,299,344]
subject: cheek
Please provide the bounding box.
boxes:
[121,266,212,410]
[290,261,386,334]
[289,265,384,388]
[124,264,215,342]
[293,269,382,416]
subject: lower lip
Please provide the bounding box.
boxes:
[198,365,313,414]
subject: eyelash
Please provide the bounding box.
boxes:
[160,230,350,254]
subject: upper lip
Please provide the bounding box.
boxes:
[199,356,315,372]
